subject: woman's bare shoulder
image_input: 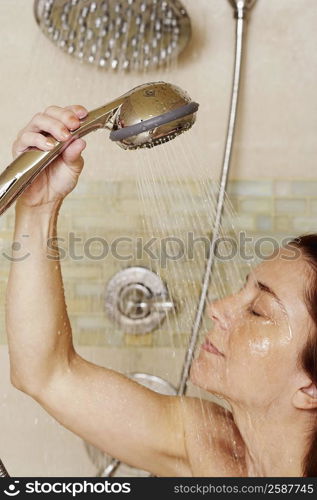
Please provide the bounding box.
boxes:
[179,396,246,477]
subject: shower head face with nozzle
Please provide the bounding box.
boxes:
[34,0,191,71]
[110,82,199,150]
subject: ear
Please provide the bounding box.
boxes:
[293,383,317,410]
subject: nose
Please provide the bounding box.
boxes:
[208,299,228,329]
[207,294,241,329]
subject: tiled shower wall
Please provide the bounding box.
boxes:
[0,177,316,348]
[0,0,316,478]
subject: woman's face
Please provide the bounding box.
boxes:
[190,247,313,409]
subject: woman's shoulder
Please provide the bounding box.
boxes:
[180,396,246,477]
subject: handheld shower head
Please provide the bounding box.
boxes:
[0,82,198,216]
[110,81,198,149]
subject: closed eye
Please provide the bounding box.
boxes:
[248,307,262,317]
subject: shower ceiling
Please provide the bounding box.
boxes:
[33,0,192,71]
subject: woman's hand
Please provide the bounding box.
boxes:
[12,104,88,209]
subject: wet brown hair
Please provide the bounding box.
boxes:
[289,235,317,477]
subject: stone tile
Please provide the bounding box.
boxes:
[239,198,272,214]
[274,216,292,233]
[293,217,317,233]
[0,239,14,262]
[0,230,14,242]
[275,199,307,214]
[0,214,8,230]
[147,214,202,232]
[227,180,273,197]
[273,180,292,197]
[225,195,239,212]
[119,181,142,200]
[64,198,117,214]
[138,181,213,206]
[61,264,104,280]
[117,199,145,216]
[153,330,176,348]
[124,333,153,347]
[172,333,190,348]
[255,215,273,232]
[0,265,10,279]
[291,181,317,197]
[185,179,219,197]
[310,200,317,215]
[6,214,15,230]
[173,197,217,216]
[76,315,107,330]
[77,331,107,346]
[71,215,117,231]
[105,329,125,347]
[0,317,6,344]
[67,297,102,314]
[0,280,6,295]
[222,214,255,232]
[75,283,105,297]
[73,180,120,198]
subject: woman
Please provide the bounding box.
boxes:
[6,105,317,477]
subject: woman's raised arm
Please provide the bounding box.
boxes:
[5,105,189,477]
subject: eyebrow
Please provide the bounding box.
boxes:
[245,273,285,309]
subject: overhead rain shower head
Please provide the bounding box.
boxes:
[34,0,191,71]
[0,82,199,215]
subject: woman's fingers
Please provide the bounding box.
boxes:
[62,138,86,167]
[13,105,88,157]
[20,104,88,139]
[13,131,56,155]
[44,105,88,130]
[64,105,88,119]
[20,113,72,142]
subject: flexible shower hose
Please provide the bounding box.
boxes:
[101,0,255,477]
[177,2,253,395]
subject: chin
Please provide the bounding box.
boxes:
[190,356,219,393]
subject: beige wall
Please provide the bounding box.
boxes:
[0,0,317,477]
[0,0,317,180]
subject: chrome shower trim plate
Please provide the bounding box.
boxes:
[104,266,172,334]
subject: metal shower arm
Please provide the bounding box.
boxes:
[228,0,257,18]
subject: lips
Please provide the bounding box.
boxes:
[201,337,224,357]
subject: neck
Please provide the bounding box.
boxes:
[231,402,308,476]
